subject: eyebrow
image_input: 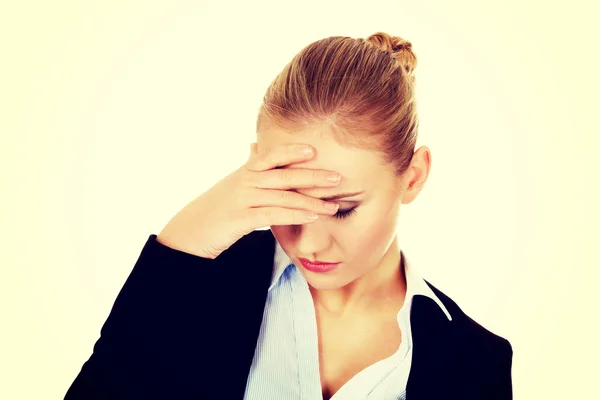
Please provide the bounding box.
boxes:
[318,191,365,201]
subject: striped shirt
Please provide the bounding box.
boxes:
[243,240,452,399]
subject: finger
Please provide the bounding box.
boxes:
[250,168,341,189]
[246,144,315,172]
[245,207,319,229]
[251,189,339,214]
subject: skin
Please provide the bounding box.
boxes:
[258,122,432,397]
[257,122,432,316]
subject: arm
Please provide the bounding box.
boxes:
[479,338,513,400]
[493,339,514,400]
[64,234,223,399]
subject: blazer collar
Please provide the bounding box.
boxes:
[405,285,459,399]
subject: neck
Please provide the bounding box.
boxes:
[309,239,407,317]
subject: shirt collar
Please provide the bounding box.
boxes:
[269,239,292,292]
[269,239,452,321]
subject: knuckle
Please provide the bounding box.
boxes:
[291,209,301,224]
[240,165,254,182]
[245,170,259,187]
[304,194,317,210]
[312,170,320,186]
[312,197,322,211]
[245,207,257,221]
[242,209,256,228]
[263,208,274,222]
[279,189,289,202]
[243,188,259,206]
[250,171,265,187]
[246,207,260,226]
[278,168,293,183]
[260,146,272,162]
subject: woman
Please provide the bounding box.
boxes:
[65,32,513,399]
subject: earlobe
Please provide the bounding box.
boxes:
[400,179,425,204]
[401,189,416,204]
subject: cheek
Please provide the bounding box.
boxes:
[269,202,399,259]
[340,213,397,258]
[270,225,293,249]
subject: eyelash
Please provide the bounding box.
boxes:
[333,207,357,220]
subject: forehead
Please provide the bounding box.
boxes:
[257,123,392,196]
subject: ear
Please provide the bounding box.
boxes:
[401,146,431,204]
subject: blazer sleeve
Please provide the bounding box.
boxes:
[491,339,514,400]
[64,234,224,399]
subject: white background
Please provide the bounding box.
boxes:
[1,1,598,398]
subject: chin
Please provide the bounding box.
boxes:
[302,274,354,291]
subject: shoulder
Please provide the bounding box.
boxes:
[425,281,514,396]
[426,280,513,360]
[417,281,514,397]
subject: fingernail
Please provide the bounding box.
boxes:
[327,173,341,182]
[324,202,339,211]
[300,146,313,154]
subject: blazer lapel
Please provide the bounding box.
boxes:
[405,293,459,399]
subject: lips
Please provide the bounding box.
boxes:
[298,258,340,273]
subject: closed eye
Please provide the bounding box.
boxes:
[333,207,357,220]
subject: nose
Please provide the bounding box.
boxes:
[292,219,333,257]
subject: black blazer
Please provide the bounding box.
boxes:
[65,229,513,399]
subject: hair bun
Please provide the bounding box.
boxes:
[366,32,417,74]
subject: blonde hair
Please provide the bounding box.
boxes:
[257,32,419,176]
